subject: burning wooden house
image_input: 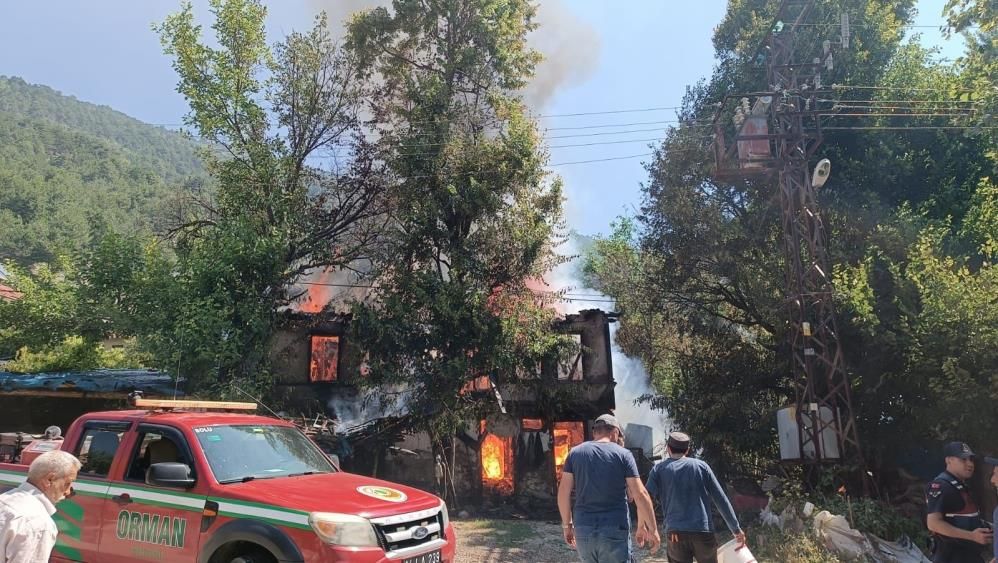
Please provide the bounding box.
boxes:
[269,307,621,508]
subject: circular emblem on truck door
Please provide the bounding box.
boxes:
[357,485,408,503]
[412,526,429,540]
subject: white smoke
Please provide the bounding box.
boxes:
[548,238,670,457]
[327,384,412,433]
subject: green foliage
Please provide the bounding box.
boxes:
[4,337,147,374]
[0,260,79,358]
[0,76,204,267]
[153,0,385,392]
[585,0,998,483]
[346,0,567,439]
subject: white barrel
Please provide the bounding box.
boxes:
[717,539,756,563]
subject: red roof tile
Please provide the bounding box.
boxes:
[0,284,22,301]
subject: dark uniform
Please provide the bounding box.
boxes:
[925,470,987,563]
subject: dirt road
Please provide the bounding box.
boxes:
[453,519,668,563]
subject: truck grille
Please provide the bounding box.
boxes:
[369,506,445,557]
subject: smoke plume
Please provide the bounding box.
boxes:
[547,237,671,456]
[307,0,601,111]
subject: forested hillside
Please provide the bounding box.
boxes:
[0,76,203,266]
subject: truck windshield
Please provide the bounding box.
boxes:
[194,425,335,484]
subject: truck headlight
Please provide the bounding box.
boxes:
[308,512,379,547]
[440,501,450,529]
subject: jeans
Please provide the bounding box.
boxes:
[575,523,633,563]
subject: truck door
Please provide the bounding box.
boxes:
[50,420,129,562]
[97,424,205,563]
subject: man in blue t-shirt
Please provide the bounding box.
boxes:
[558,414,660,562]
[645,432,745,563]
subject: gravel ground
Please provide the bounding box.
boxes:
[452,519,669,563]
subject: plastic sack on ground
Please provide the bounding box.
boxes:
[758,499,780,528]
[865,534,931,563]
[813,510,931,562]
[813,510,874,559]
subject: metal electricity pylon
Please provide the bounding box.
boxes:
[712,0,867,481]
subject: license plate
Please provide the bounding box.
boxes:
[404,550,441,563]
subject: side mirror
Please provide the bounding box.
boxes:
[147,462,195,489]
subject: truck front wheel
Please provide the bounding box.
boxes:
[229,548,276,563]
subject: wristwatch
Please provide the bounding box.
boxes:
[562,523,573,528]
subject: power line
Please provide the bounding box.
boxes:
[824,99,979,105]
[832,84,975,94]
[548,137,668,149]
[545,119,688,131]
[823,125,997,130]
[793,22,944,29]
[547,126,697,140]
[539,106,683,118]
[549,153,655,166]
[829,112,978,118]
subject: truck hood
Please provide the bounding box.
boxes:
[218,471,444,519]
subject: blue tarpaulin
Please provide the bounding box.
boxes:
[0,369,183,397]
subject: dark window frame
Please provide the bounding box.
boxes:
[73,421,130,479]
[122,424,198,486]
[308,333,341,383]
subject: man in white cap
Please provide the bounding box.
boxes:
[558,413,660,562]
[0,450,81,562]
[645,431,745,563]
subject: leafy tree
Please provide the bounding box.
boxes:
[154,0,388,391]
[0,259,79,360]
[586,0,998,484]
[944,0,997,160]
[345,0,568,454]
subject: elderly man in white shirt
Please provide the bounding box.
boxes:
[0,450,81,563]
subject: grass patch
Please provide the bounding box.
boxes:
[749,523,845,563]
[459,519,536,544]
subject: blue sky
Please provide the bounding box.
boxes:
[0,0,962,236]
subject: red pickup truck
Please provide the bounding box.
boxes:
[0,400,455,563]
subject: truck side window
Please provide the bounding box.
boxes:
[125,430,194,484]
[76,428,123,477]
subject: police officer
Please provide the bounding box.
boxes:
[925,441,993,562]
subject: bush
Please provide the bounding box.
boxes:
[4,336,147,373]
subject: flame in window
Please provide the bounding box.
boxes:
[480,426,513,495]
[309,335,340,382]
[553,422,584,483]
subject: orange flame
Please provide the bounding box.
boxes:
[553,422,584,483]
[298,268,335,313]
[480,429,513,495]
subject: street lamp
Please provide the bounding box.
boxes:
[812,158,831,188]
